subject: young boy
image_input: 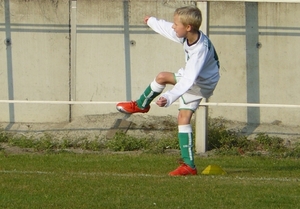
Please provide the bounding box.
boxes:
[116,6,220,176]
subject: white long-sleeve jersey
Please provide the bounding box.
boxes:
[147,17,220,107]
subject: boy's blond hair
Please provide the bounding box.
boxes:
[174,6,202,31]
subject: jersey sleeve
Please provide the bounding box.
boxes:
[161,48,207,107]
[147,17,183,44]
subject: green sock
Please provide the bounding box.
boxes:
[178,132,195,168]
[136,85,161,108]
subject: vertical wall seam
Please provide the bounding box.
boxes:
[123,0,132,101]
[4,0,15,126]
[245,2,260,126]
[69,0,77,122]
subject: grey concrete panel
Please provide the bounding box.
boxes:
[0,0,299,126]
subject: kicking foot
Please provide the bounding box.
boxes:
[116,101,150,114]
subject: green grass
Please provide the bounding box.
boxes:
[1,117,300,208]
[1,152,300,209]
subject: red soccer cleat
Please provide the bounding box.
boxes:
[169,163,197,176]
[116,101,150,114]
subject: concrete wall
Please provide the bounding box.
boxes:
[72,0,184,118]
[0,0,70,123]
[208,2,300,125]
[0,0,299,126]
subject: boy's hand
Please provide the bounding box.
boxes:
[144,16,150,24]
[156,97,167,107]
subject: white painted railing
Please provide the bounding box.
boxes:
[0,99,299,154]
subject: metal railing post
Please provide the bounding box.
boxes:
[195,98,208,153]
[195,1,209,153]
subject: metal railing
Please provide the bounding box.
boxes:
[0,98,299,154]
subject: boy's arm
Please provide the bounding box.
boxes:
[160,50,207,107]
[145,16,183,44]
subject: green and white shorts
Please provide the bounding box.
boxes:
[174,70,203,112]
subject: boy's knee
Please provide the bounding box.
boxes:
[155,72,166,83]
[155,72,175,85]
[177,111,193,125]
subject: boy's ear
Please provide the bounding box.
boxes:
[186,25,192,32]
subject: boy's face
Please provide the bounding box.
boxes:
[172,14,190,38]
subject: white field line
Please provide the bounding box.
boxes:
[1,169,299,182]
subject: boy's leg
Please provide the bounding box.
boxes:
[117,71,176,114]
[178,124,195,168]
[136,79,165,109]
[116,79,165,114]
[169,113,197,176]
[169,97,202,176]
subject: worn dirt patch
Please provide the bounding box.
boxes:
[0,113,178,141]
